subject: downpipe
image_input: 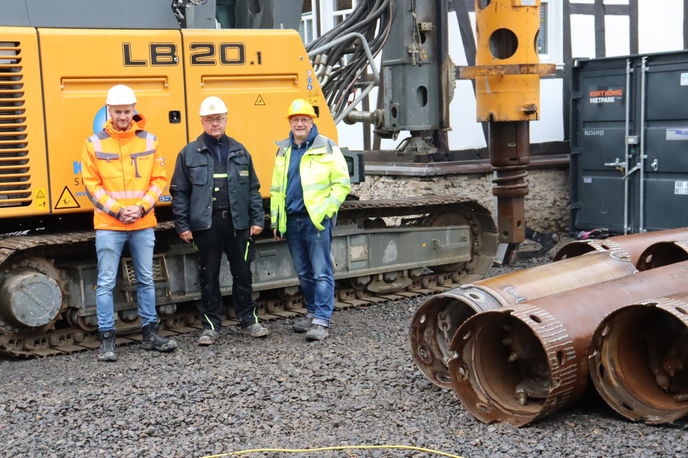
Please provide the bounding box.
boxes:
[448,261,688,426]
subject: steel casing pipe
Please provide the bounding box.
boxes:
[448,261,688,426]
[554,227,688,266]
[636,240,688,271]
[410,250,637,388]
[589,294,688,424]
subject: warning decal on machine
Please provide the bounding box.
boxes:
[675,181,688,195]
[34,188,48,208]
[55,186,80,209]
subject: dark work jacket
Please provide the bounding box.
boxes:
[170,133,264,233]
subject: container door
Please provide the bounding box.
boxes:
[640,56,688,231]
[571,63,630,233]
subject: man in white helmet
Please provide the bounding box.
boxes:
[170,96,268,345]
[81,84,177,362]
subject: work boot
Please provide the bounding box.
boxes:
[98,330,117,362]
[239,323,270,338]
[142,323,177,352]
[292,316,313,333]
[197,329,219,346]
[306,324,329,342]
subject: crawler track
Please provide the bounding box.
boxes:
[0,196,497,358]
[0,271,463,358]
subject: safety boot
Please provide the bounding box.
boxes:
[142,323,178,352]
[239,323,270,338]
[306,324,329,342]
[197,329,219,346]
[98,330,117,362]
[292,316,313,333]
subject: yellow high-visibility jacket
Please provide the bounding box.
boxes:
[81,114,167,231]
[270,134,350,234]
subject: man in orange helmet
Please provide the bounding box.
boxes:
[82,84,177,362]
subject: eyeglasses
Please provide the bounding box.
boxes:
[202,116,227,124]
[289,116,312,125]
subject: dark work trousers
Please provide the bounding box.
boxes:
[193,210,257,331]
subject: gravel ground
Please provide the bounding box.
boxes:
[1,253,686,458]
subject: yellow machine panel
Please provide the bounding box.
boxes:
[0,27,50,217]
[181,29,337,198]
[0,27,336,221]
[37,28,187,214]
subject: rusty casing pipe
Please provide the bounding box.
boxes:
[553,227,688,266]
[409,250,637,388]
[636,240,688,271]
[589,294,688,424]
[448,261,688,427]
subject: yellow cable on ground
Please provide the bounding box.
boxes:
[204,444,463,458]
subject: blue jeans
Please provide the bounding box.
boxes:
[285,214,334,326]
[95,228,157,331]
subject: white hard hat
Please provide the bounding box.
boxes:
[199,96,228,116]
[106,84,137,105]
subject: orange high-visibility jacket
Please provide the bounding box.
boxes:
[81,114,167,231]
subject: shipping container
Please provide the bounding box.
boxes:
[571,50,688,234]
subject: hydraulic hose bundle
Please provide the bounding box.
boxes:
[306,0,393,120]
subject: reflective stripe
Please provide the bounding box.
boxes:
[100,198,118,215]
[204,314,216,331]
[328,195,344,205]
[93,188,106,199]
[302,182,330,192]
[108,190,146,199]
[85,188,119,218]
[89,135,103,154]
[142,194,156,206]
[95,151,119,160]
[130,150,155,159]
[146,132,155,151]
[213,173,228,178]
[148,185,163,195]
